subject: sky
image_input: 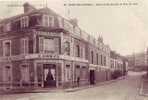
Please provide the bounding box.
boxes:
[0,0,148,56]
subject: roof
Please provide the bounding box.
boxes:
[0,7,58,24]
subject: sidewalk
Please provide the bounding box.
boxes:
[63,76,126,92]
[0,76,126,94]
[139,75,148,96]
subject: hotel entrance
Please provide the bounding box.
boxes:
[43,64,56,87]
[90,70,95,85]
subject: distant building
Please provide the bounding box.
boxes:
[110,51,128,75]
[126,52,147,71]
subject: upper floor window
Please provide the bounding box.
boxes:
[76,45,80,57]
[43,38,55,53]
[104,56,106,66]
[64,41,70,55]
[42,15,54,27]
[91,51,94,64]
[82,46,85,59]
[0,25,4,33]
[5,23,11,32]
[20,16,29,28]
[29,14,42,27]
[96,53,99,65]
[3,40,11,56]
[21,37,29,54]
[101,55,103,65]
[57,16,64,28]
[63,19,73,33]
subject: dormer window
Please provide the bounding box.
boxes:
[20,16,29,28]
[42,15,54,27]
[5,23,11,32]
[0,25,4,33]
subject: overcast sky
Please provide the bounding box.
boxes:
[0,0,148,56]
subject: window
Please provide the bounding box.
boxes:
[29,15,41,27]
[65,65,71,81]
[91,51,94,64]
[96,53,99,65]
[57,16,63,28]
[76,45,80,57]
[20,16,29,28]
[3,40,11,56]
[42,15,54,27]
[82,46,85,59]
[21,64,29,83]
[81,66,87,80]
[0,25,4,33]
[4,66,12,82]
[64,41,70,55]
[101,55,103,65]
[104,56,106,66]
[21,38,29,54]
[63,19,73,33]
[43,38,55,53]
[12,20,21,30]
[75,65,80,80]
[5,23,11,31]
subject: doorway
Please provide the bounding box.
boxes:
[90,70,95,85]
[43,64,56,87]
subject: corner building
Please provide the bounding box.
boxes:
[0,3,111,90]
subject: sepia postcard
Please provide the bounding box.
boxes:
[0,0,148,100]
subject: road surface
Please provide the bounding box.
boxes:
[0,71,148,100]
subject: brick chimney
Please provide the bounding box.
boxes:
[23,2,36,13]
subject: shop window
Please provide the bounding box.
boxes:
[20,16,29,28]
[43,38,55,53]
[21,64,29,83]
[65,65,71,81]
[42,15,54,27]
[4,66,12,82]
[20,37,29,54]
[81,66,87,80]
[3,40,11,56]
[75,65,80,80]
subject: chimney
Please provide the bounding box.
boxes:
[23,2,36,13]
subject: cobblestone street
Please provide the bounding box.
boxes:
[0,71,147,100]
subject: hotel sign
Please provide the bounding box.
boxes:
[0,54,59,62]
[25,54,59,59]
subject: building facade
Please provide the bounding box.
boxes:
[126,52,147,71]
[110,51,128,76]
[0,3,113,91]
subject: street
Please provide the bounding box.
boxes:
[0,71,148,100]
